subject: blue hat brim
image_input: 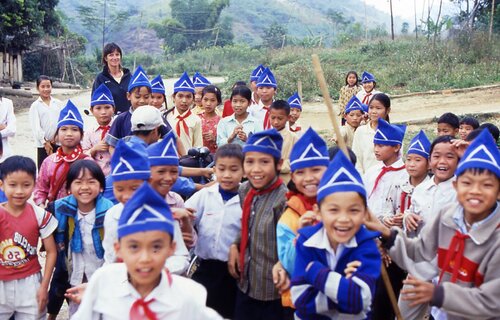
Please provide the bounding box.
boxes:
[243,145,281,160]
[290,158,329,172]
[149,157,179,167]
[111,171,150,182]
[118,220,174,239]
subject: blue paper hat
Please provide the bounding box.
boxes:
[192,72,211,88]
[456,129,500,178]
[151,75,166,95]
[128,65,151,92]
[288,92,302,110]
[256,67,277,88]
[373,118,406,146]
[91,84,115,107]
[243,128,283,160]
[111,140,151,182]
[250,64,265,82]
[345,96,367,114]
[58,100,84,129]
[174,72,195,94]
[290,127,329,171]
[407,130,431,159]
[317,151,366,203]
[118,182,175,239]
[361,71,376,84]
[147,131,179,167]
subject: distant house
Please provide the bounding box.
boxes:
[1,48,23,84]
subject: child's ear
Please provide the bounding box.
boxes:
[276,158,284,172]
[126,92,131,101]
[113,241,121,259]
[452,179,458,191]
[313,203,320,214]
[394,145,401,153]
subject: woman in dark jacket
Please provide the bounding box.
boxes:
[92,43,131,114]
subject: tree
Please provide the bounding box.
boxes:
[401,22,410,34]
[263,22,288,49]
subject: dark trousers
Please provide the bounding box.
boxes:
[234,289,285,320]
[192,259,237,319]
[47,251,70,315]
[36,144,58,169]
[371,262,407,320]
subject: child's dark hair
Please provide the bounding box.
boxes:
[172,91,194,98]
[460,116,479,129]
[457,168,499,181]
[370,93,391,122]
[0,156,37,181]
[270,100,291,116]
[230,85,252,102]
[66,160,106,191]
[215,143,243,164]
[429,135,455,156]
[36,75,52,88]
[55,126,84,138]
[465,128,482,141]
[479,123,500,142]
[102,42,123,67]
[202,85,222,105]
[345,71,359,86]
[328,146,357,165]
[130,86,152,94]
[437,112,460,129]
[232,81,247,89]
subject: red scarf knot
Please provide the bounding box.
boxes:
[48,145,85,202]
[286,191,316,212]
[99,125,111,141]
[130,298,157,320]
[438,230,470,284]
[399,191,411,214]
[370,164,405,197]
[176,109,192,136]
[362,92,372,104]
[263,106,271,130]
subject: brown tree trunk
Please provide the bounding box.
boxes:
[390,0,395,40]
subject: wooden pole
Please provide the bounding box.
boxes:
[489,0,496,42]
[311,54,404,320]
[297,80,303,100]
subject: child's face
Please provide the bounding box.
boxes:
[291,166,327,198]
[173,92,193,114]
[70,169,102,211]
[58,125,82,148]
[345,110,363,128]
[319,191,366,250]
[368,99,388,123]
[374,144,400,163]
[269,108,288,131]
[149,165,179,197]
[244,152,281,190]
[430,142,459,183]
[113,179,144,204]
[257,86,276,105]
[347,74,357,86]
[150,93,165,109]
[363,81,374,93]
[289,108,301,125]
[91,104,114,126]
[115,230,175,297]
[194,93,202,107]
[405,154,429,180]
[437,123,458,137]
[0,171,35,209]
[202,93,218,114]
[459,124,474,140]
[215,156,244,193]
[250,81,258,93]
[231,95,250,117]
[38,80,52,100]
[454,170,500,224]
[127,87,151,110]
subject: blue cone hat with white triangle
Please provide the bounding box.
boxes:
[256,67,277,88]
[345,96,367,114]
[243,128,283,160]
[91,84,115,107]
[373,118,406,146]
[456,129,500,177]
[58,100,84,129]
[361,71,376,84]
[250,64,265,82]
[147,131,179,167]
[174,71,195,94]
[128,65,151,92]
[407,130,431,159]
[151,75,166,95]
[290,127,329,171]
[110,139,151,181]
[288,92,302,110]
[192,72,211,88]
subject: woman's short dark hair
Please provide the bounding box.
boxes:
[102,42,123,66]
[36,75,52,88]
[66,160,106,191]
[230,85,252,102]
[202,85,222,105]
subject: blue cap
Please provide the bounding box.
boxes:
[250,64,265,82]
[407,130,431,159]
[192,72,211,88]
[147,131,179,167]
[288,92,302,110]
[174,72,195,94]
[317,151,366,203]
[290,127,329,171]
[91,84,115,107]
[256,67,277,88]
[58,100,84,129]
[373,118,406,146]
[456,129,500,178]
[243,128,283,160]
[345,96,367,114]
[111,140,151,182]
[361,71,376,84]
[151,75,166,95]
[128,65,151,92]
[118,182,175,239]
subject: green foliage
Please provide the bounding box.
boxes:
[263,22,288,49]
[401,22,410,34]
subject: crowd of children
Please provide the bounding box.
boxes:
[1,46,500,320]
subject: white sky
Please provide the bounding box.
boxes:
[369,0,458,22]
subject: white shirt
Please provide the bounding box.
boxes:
[72,263,222,320]
[0,97,16,161]
[185,183,241,261]
[102,203,190,275]
[166,108,202,155]
[304,227,357,270]
[355,89,381,105]
[70,209,104,286]
[352,123,379,174]
[248,99,273,129]
[28,96,63,147]
[409,176,456,225]
[216,113,262,147]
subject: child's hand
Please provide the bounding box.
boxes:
[227,244,240,279]
[272,261,290,294]
[401,275,435,307]
[344,260,361,279]
[451,139,470,158]
[364,210,391,238]
[92,140,109,153]
[299,211,320,228]
[172,208,196,223]
[392,213,404,228]
[405,213,422,231]
[381,250,392,267]
[36,284,49,313]
[382,216,395,228]
[64,283,88,304]
[237,130,248,142]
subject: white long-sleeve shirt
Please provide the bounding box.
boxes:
[352,123,379,174]
[28,96,63,147]
[0,97,16,161]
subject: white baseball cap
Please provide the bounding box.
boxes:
[131,105,164,131]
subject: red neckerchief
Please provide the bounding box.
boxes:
[369,164,405,197]
[48,145,85,202]
[130,298,157,320]
[176,109,192,136]
[239,178,283,276]
[362,92,372,104]
[399,191,411,213]
[289,125,302,133]
[286,191,315,211]
[263,106,271,129]
[99,125,111,140]
[438,231,470,284]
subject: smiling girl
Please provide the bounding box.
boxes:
[199,85,222,154]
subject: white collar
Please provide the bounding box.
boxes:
[304,226,358,252]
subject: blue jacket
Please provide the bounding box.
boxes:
[291,223,381,320]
